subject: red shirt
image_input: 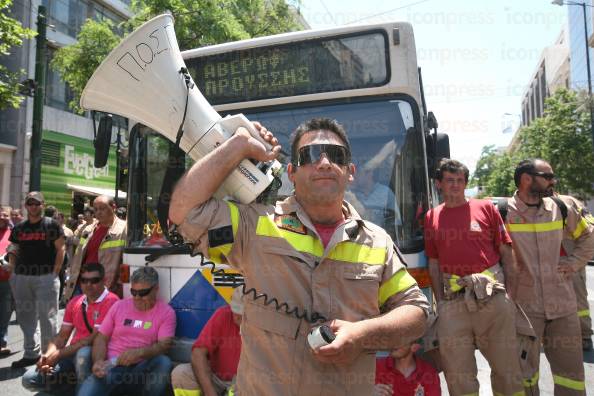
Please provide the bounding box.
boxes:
[0,227,10,281]
[192,306,241,381]
[62,288,119,344]
[84,225,108,264]
[375,355,441,396]
[424,199,511,276]
[313,220,344,248]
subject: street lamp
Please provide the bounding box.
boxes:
[552,0,594,151]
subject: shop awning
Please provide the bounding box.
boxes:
[66,183,127,199]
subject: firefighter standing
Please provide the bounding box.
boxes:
[505,159,594,395]
[554,194,594,352]
[169,118,429,395]
[424,159,524,396]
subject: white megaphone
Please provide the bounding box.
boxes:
[80,14,282,204]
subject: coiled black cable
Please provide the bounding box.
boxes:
[146,232,327,324]
[191,248,328,324]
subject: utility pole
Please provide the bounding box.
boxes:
[29,5,47,191]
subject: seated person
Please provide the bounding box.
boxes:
[352,165,401,227]
[172,287,243,396]
[78,266,175,396]
[22,262,119,394]
[374,342,440,396]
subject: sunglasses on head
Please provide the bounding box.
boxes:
[25,200,41,206]
[529,171,556,181]
[79,276,102,285]
[130,286,154,297]
[293,144,350,167]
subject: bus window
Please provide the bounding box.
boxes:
[127,125,193,248]
[243,97,428,252]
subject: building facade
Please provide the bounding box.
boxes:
[569,1,594,92]
[520,28,571,128]
[0,0,131,214]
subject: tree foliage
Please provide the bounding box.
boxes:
[52,0,303,113]
[0,0,35,109]
[473,89,594,199]
[51,19,121,113]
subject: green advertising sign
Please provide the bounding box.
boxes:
[40,130,117,215]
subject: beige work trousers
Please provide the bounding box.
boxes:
[523,314,585,396]
[572,268,592,339]
[171,363,233,396]
[437,292,524,396]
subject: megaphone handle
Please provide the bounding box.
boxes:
[218,114,273,151]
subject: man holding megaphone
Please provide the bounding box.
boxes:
[170,117,429,395]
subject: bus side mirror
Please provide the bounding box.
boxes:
[426,132,450,178]
[94,114,113,168]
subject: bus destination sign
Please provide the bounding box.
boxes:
[186,31,389,105]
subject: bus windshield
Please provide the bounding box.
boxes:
[127,97,428,253]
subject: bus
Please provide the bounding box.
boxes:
[120,21,449,361]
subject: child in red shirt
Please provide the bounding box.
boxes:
[375,343,441,396]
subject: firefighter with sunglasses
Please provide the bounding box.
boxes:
[504,159,594,396]
[169,117,429,395]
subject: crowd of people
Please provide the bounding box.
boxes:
[0,117,592,396]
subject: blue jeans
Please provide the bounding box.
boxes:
[77,354,172,396]
[22,346,92,395]
[0,280,12,347]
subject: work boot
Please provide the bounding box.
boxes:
[11,356,39,368]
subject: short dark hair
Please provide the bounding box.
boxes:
[44,205,57,218]
[436,159,469,182]
[83,207,95,215]
[290,118,351,164]
[514,159,541,187]
[81,262,105,278]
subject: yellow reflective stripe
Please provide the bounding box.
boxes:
[578,309,590,317]
[173,388,201,396]
[228,201,239,235]
[572,217,588,239]
[448,267,495,292]
[76,237,88,254]
[99,239,125,250]
[379,269,417,306]
[553,374,585,391]
[449,275,463,292]
[256,215,386,265]
[256,216,324,257]
[483,269,495,280]
[207,202,239,263]
[523,371,539,387]
[328,242,386,265]
[460,393,479,396]
[506,221,563,233]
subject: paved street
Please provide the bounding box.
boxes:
[1,265,594,395]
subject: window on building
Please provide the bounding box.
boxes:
[45,46,75,111]
[43,0,125,39]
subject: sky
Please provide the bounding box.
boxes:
[297,0,568,172]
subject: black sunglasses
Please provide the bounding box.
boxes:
[25,200,41,206]
[130,286,154,297]
[529,171,556,181]
[293,144,350,167]
[79,276,102,285]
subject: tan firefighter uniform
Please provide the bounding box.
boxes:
[436,264,525,396]
[505,193,594,396]
[63,216,126,302]
[178,196,429,396]
[559,195,594,343]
